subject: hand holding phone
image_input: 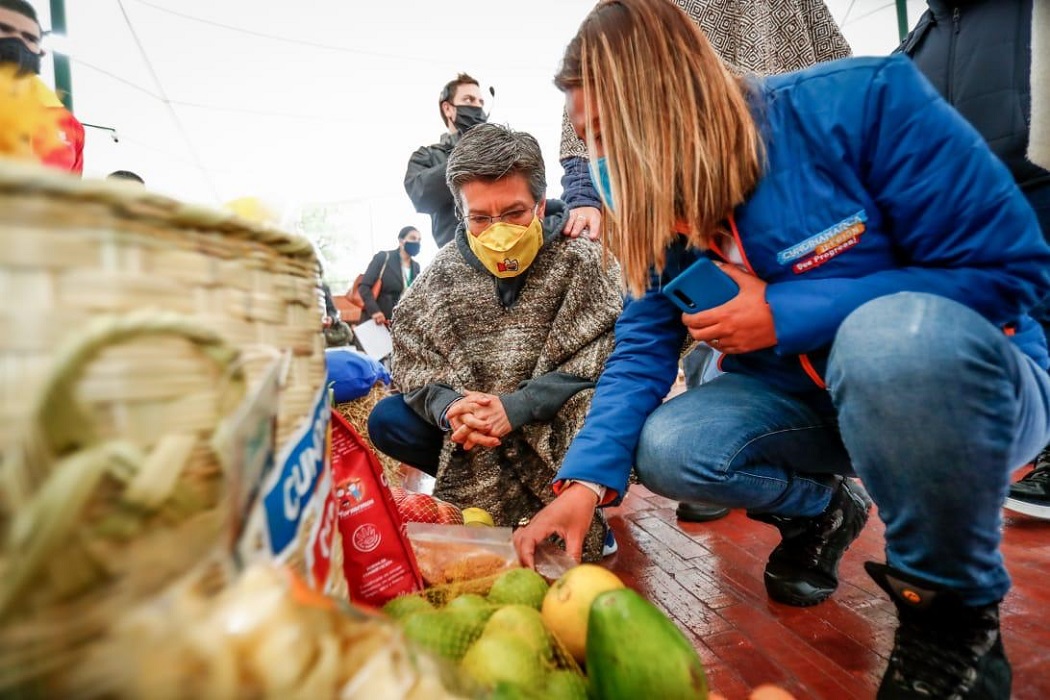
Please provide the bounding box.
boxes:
[662,256,740,313]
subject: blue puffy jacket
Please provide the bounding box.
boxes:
[556,55,1050,503]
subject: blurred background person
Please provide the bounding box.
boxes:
[106,169,145,186]
[357,225,422,326]
[0,0,83,174]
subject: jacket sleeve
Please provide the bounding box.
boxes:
[765,56,1050,355]
[357,252,385,317]
[554,276,686,503]
[560,156,603,210]
[404,145,456,215]
[403,384,463,428]
[501,372,596,430]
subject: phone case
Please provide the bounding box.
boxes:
[662,256,740,313]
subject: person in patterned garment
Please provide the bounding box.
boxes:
[369,124,623,562]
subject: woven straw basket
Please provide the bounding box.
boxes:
[0,161,328,690]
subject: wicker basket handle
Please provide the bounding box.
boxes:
[1,312,246,618]
[27,311,246,465]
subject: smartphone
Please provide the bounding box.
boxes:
[662,256,740,313]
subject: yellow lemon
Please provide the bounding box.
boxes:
[540,564,624,663]
[462,507,495,527]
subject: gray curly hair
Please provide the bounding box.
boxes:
[445,123,547,214]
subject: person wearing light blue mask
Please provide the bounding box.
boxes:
[357,226,422,326]
[518,1,1050,696]
[559,0,853,527]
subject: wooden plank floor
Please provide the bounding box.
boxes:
[602,479,1050,699]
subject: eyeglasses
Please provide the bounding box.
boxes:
[464,204,538,230]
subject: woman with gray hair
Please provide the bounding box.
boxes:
[368,123,624,561]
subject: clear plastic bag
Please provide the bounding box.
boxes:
[407,523,519,591]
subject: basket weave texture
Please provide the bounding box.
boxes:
[0,162,327,690]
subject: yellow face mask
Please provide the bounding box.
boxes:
[466,216,544,278]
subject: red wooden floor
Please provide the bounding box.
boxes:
[602,481,1050,699]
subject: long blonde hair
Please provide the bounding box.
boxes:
[555,0,763,297]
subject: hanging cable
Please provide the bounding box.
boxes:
[131,0,463,68]
[839,0,860,26]
[71,59,370,122]
[116,0,221,201]
[843,1,897,27]
[71,58,163,100]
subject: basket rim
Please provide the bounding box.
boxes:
[0,160,317,263]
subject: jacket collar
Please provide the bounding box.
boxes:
[926,0,980,16]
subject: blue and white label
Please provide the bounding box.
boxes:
[261,383,330,557]
[776,211,868,265]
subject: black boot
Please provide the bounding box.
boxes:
[866,562,1011,700]
[1004,443,1050,519]
[752,477,871,606]
[676,501,730,522]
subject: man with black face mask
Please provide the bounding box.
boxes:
[404,73,488,248]
[0,0,83,174]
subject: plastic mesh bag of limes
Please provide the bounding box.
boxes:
[385,562,588,700]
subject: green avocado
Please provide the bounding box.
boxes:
[586,589,707,700]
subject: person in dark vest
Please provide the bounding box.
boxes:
[357,226,422,326]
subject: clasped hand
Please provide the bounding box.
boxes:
[445,391,512,451]
[681,263,778,354]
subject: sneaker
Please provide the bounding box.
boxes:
[866,562,1011,700]
[1004,444,1050,519]
[753,477,871,606]
[599,510,618,557]
[676,501,731,522]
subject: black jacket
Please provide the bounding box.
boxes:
[404,133,459,248]
[898,0,1050,194]
[357,249,419,320]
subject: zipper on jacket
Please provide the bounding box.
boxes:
[947,6,961,102]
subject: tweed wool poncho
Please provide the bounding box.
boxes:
[391,205,623,561]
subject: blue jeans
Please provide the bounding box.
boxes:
[636,293,1050,605]
[367,394,444,477]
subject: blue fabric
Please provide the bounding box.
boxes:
[559,156,602,210]
[557,56,1050,503]
[636,293,1050,605]
[325,348,391,403]
[589,156,614,211]
[367,394,443,477]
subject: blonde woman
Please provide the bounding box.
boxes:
[513,0,1050,697]
[560,0,852,526]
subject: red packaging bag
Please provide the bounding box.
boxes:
[330,409,423,606]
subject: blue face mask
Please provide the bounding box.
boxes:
[590,156,614,211]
